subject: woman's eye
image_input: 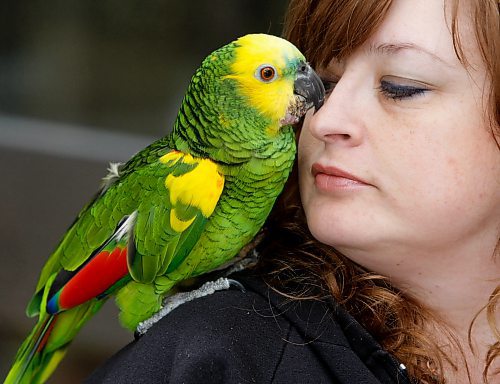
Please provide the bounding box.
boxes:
[378,79,429,101]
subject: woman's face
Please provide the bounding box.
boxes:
[298,0,500,268]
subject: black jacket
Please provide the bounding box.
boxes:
[86,274,411,383]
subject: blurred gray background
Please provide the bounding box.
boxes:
[0,1,288,381]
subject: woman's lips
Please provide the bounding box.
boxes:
[311,163,370,191]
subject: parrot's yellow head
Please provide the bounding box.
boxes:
[223,34,324,136]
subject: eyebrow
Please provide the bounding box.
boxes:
[368,42,454,68]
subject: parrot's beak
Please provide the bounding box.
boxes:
[280,62,325,126]
[294,62,325,113]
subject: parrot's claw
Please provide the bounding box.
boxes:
[136,277,243,336]
[227,278,246,293]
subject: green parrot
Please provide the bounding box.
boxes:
[4,33,324,384]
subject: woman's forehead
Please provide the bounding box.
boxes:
[365,2,457,63]
[319,0,485,73]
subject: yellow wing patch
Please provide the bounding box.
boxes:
[224,34,304,135]
[161,152,224,233]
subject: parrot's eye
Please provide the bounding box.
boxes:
[256,65,277,82]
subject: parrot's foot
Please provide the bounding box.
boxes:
[135,277,244,336]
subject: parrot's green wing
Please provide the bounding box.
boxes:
[26,148,225,320]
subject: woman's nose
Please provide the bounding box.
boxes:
[306,76,365,147]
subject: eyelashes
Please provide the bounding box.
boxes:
[321,78,430,101]
[378,80,429,100]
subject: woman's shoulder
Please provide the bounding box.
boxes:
[86,273,409,384]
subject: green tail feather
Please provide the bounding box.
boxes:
[5,301,104,384]
[4,316,66,384]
